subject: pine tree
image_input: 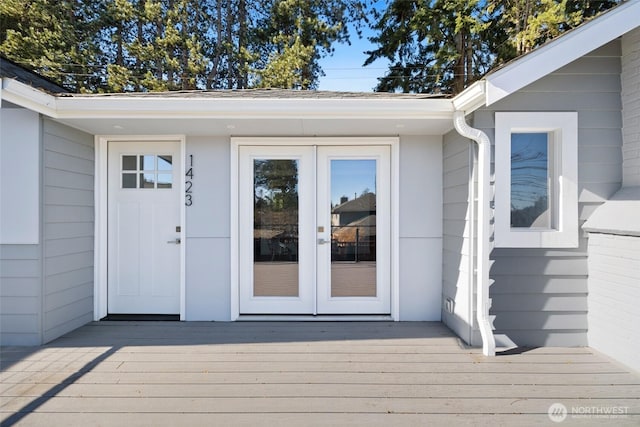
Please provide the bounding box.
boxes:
[0,0,99,91]
[254,0,364,89]
[366,0,621,94]
[365,0,493,94]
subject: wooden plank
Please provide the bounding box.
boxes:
[8,370,636,386]
[9,412,638,427]
[3,359,626,375]
[2,395,639,414]
[2,347,606,364]
[6,382,640,400]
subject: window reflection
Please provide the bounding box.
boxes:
[158,155,173,171]
[253,159,299,297]
[511,133,550,228]
[330,160,377,297]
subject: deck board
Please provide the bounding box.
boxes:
[1,321,639,426]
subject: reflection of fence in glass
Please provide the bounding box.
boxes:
[331,225,376,262]
[253,223,298,262]
[510,133,550,228]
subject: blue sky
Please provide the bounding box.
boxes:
[317,18,387,92]
[331,160,376,206]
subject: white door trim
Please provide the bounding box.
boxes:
[230,137,400,321]
[94,135,186,320]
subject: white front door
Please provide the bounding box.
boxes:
[238,145,391,315]
[108,141,182,314]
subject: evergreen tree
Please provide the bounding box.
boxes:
[367,0,621,94]
[365,0,494,94]
[254,0,364,89]
[0,0,100,91]
[1,0,622,94]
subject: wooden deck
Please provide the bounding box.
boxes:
[1,321,639,426]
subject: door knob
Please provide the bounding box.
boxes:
[167,238,181,244]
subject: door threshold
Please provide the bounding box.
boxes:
[237,315,394,321]
[101,314,180,321]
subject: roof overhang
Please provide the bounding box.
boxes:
[1,78,456,136]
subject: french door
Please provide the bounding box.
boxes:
[239,145,390,314]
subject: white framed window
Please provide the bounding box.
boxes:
[494,112,578,248]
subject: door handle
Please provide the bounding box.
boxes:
[167,238,181,244]
[317,238,329,245]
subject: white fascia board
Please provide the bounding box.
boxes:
[3,75,454,121]
[53,97,453,120]
[486,0,640,106]
[452,81,486,113]
[1,79,58,115]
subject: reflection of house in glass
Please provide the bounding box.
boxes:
[331,193,376,262]
[254,210,299,262]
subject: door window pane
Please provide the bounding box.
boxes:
[157,174,172,188]
[140,155,155,171]
[511,133,550,228]
[253,159,299,297]
[122,155,137,171]
[330,160,377,297]
[158,155,173,171]
[122,173,136,188]
[140,173,155,188]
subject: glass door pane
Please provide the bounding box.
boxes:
[316,146,391,315]
[253,159,300,297]
[330,160,377,297]
[239,146,314,314]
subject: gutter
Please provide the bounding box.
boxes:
[452,109,496,357]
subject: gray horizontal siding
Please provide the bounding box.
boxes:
[0,244,41,345]
[441,130,475,345]
[477,40,623,347]
[42,119,94,343]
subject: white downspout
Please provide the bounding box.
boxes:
[453,110,496,357]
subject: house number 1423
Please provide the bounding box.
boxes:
[185,154,194,206]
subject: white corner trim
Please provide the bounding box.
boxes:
[94,137,108,321]
[230,141,240,321]
[391,140,400,321]
[485,0,640,106]
[452,111,496,357]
